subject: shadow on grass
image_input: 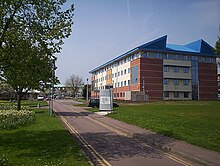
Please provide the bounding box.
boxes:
[0,130,83,160]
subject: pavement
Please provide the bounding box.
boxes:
[53,100,220,166]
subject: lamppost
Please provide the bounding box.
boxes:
[86,78,89,101]
[50,57,56,116]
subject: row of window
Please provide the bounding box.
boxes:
[93,52,216,75]
[142,52,216,63]
[113,68,130,78]
[164,92,189,98]
[163,66,190,73]
[163,79,190,85]
[114,80,130,88]
[94,53,140,75]
[96,68,131,83]
[96,80,131,90]
[114,92,126,98]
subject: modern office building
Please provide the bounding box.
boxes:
[89,36,218,101]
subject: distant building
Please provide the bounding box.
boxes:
[89,36,218,101]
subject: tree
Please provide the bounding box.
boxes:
[0,0,74,110]
[1,37,56,110]
[215,37,220,55]
[0,0,74,52]
[65,75,83,98]
[0,80,15,99]
[82,84,91,99]
[0,0,74,73]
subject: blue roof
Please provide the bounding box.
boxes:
[166,44,198,53]
[89,35,216,73]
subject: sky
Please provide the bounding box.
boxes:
[56,0,220,84]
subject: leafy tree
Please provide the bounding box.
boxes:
[215,37,220,55]
[1,37,57,110]
[0,80,15,99]
[82,84,91,99]
[65,75,83,98]
[0,0,74,110]
[0,0,74,53]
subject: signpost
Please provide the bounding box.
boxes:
[99,89,113,111]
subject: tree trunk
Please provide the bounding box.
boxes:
[17,93,21,111]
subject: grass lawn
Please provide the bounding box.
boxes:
[0,106,89,165]
[108,101,220,152]
[73,99,88,107]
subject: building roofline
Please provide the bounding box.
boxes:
[89,36,216,74]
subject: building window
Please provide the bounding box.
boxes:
[118,72,120,76]
[164,92,169,97]
[123,92,125,97]
[174,92,179,98]
[184,80,189,85]
[118,82,120,87]
[174,79,179,85]
[120,93,122,97]
[115,73,117,77]
[173,66,179,72]
[131,65,138,84]
[164,66,169,72]
[184,92,189,98]
[112,74,114,78]
[114,93,116,97]
[128,80,130,86]
[121,71,123,76]
[117,93,119,97]
[124,81,126,86]
[184,67,189,73]
[128,68,130,73]
[115,83,117,88]
[121,81,123,87]
[124,69,127,75]
[163,79,168,85]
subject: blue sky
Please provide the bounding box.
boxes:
[56,0,220,84]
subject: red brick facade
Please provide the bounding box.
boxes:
[198,63,218,100]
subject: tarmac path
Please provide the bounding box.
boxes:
[53,100,219,166]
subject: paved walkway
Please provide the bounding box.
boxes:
[53,100,220,166]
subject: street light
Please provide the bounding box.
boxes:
[86,78,89,101]
[50,57,56,116]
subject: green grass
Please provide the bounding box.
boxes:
[108,101,220,152]
[0,108,89,166]
[0,100,48,107]
[21,100,48,107]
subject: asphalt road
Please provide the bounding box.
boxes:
[53,100,202,166]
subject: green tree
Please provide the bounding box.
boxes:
[82,84,91,99]
[0,0,74,72]
[0,80,15,99]
[215,37,220,55]
[0,0,74,110]
[1,37,56,110]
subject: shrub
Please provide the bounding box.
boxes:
[0,155,12,166]
[0,104,30,111]
[0,110,35,129]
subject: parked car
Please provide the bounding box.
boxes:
[87,99,119,108]
[37,96,44,100]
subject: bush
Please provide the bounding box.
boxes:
[0,110,35,129]
[0,155,12,166]
[0,104,30,111]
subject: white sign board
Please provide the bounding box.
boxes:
[99,89,113,111]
